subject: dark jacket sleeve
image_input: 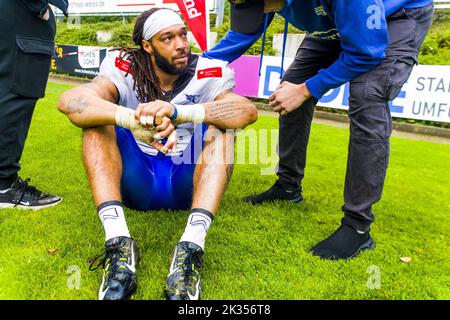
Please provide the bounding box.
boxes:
[19,0,50,18]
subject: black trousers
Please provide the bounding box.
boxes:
[277,4,434,231]
[0,0,56,189]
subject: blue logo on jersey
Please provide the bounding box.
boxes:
[185,94,200,104]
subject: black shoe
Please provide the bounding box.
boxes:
[164,241,204,300]
[89,236,140,300]
[0,177,62,210]
[243,180,303,205]
[310,223,376,260]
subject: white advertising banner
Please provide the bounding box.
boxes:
[257,56,450,123]
[51,0,177,15]
[52,0,215,15]
[77,46,101,69]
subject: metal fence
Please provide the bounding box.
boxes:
[435,0,450,9]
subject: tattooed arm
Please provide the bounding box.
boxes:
[202,90,258,129]
[57,76,120,128]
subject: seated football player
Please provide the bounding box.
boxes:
[57,8,257,300]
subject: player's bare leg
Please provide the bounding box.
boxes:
[83,126,139,301]
[82,126,122,206]
[165,126,234,300]
[191,127,235,214]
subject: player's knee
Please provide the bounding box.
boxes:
[57,91,71,115]
[58,90,92,128]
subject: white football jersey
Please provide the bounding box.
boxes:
[98,50,236,156]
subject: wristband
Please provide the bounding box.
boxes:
[170,104,178,122]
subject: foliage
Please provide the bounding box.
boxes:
[419,20,450,65]
[56,12,450,64]
[55,19,136,48]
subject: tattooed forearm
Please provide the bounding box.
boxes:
[206,102,248,121]
[67,96,89,114]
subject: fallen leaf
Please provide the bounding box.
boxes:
[47,248,58,255]
[400,257,412,263]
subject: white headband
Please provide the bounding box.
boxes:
[143,9,185,41]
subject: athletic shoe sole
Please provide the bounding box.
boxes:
[98,275,137,300]
[347,237,376,260]
[244,196,304,205]
[0,198,63,210]
[288,196,304,203]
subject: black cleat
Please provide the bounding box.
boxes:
[164,241,204,300]
[243,180,303,205]
[89,236,140,300]
[310,223,376,260]
[0,177,62,210]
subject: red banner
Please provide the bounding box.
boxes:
[175,0,208,51]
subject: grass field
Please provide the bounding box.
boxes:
[0,82,449,300]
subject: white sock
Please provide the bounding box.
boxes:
[98,201,131,242]
[179,209,213,250]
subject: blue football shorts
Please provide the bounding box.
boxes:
[115,124,208,211]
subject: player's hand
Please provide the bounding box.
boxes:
[165,130,178,152]
[130,123,176,154]
[153,117,175,140]
[115,105,175,154]
[136,114,175,140]
[149,130,177,155]
[134,100,175,140]
[129,124,157,145]
[269,82,312,115]
[135,100,175,128]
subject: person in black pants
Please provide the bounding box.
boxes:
[0,1,68,210]
[205,0,434,259]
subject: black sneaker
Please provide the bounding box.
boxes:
[0,177,62,210]
[310,223,376,260]
[243,180,303,205]
[164,241,204,300]
[89,236,140,300]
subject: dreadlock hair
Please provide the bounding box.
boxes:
[117,8,164,103]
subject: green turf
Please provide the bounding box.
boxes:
[0,82,449,300]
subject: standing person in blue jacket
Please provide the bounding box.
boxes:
[204,0,434,260]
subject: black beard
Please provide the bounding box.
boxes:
[152,45,190,76]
